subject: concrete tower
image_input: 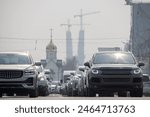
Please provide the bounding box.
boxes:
[61,20,74,63]
[74,9,99,65]
[66,30,73,62]
[77,30,84,65]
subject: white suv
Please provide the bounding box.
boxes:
[0,52,39,97]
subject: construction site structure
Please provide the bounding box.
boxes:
[125,0,150,74]
[74,9,99,65]
[61,20,74,62]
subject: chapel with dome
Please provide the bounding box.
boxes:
[41,38,62,82]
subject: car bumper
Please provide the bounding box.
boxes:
[0,77,37,91]
[89,75,143,91]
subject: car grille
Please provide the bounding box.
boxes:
[103,78,130,82]
[0,70,23,79]
[101,69,132,75]
[91,78,101,83]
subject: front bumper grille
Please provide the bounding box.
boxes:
[103,78,130,82]
[90,77,130,83]
[0,70,23,79]
[0,77,34,88]
[101,69,132,75]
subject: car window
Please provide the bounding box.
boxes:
[93,53,136,64]
[0,54,32,64]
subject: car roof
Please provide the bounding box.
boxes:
[0,51,30,56]
[94,51,132,54]
[63,70,76,75]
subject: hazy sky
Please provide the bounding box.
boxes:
[0,0,131,62]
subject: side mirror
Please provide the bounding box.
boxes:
[77,74,82,78]
[70,72,75,76]
[78,66,85,72]
[138,62,145,67]
[35,61,41,66]
[84,62,90,68]
[47,78,50,81]
[143,74,149,82]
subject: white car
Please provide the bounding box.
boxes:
[44,69,51,81]
[0,52,39,98]
[35,63,49,96]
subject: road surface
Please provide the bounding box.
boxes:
[0,94,150,100]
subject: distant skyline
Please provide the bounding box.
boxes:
[0,0,131,62]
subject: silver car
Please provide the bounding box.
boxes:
[0,52,39,97]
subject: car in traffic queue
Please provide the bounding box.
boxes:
[84,51,146,97]
[49,84,57,94]
[35,62,49,96]
[37,72,50,96]
[49,81,61,94]
[0,51,39,97]
[65,72,83,97]
[61,71,75,96]
[66,75,74,96]
[73,74,80,96]
[44,69,51,81]
[63,70,76,83]
[76,66,89,96]
[61,79,71,96]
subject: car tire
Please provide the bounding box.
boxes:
[0,93,2,97]
[30,88,39,98]
[130,88,143,97]
[42,89,49,96]
[87,87,95,97]
[118,91,127,97]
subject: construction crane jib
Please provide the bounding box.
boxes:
[61,19,81,31]
[74,9,100,30]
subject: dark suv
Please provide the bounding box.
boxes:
[84,51,145,97]
[0,52,39,97]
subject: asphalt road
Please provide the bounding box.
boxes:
[0,94,150,100]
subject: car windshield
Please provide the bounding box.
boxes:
[44,71,50,74]
[93,52,136,64]
[0,53,32,64]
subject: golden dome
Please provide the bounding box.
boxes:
[46,39,57,50]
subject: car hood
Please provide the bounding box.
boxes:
[0,64,33,70]
[92,64,139,69]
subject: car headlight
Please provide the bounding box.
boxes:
[24,67,36,75]
[133,68,141,75]
[91,69,99,74]
[40,77,45,81]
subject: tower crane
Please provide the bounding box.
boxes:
[61,19,79,62]
[61,19,73,31]
[74,9,100,65]
[61,19,89,63]
[61,19,88,30]
[74,9,100,30]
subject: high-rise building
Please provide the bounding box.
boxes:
[77,30,84,65]
[66,30,73,62]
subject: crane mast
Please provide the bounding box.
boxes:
[74,9,100,30]
[74,9,99,65]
